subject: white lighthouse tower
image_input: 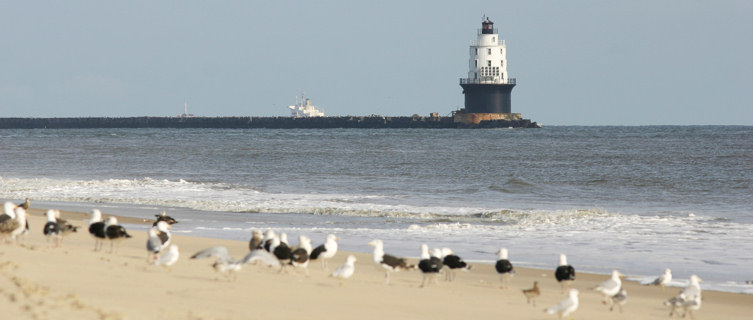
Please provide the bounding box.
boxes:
[458,16,518,123]
[467,16,510,84]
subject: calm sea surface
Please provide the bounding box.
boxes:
[1,126,751,292]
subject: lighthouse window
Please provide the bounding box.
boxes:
[474,60,478,67]
[487,48,491,55]
[487,60,491,67]
[475,48,478,55]
[500,49,503,54]
[501,60,504,67]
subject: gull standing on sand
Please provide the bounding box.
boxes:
[262,229,276,251]
[10,206,27,243]
[555,254,576,293]
[146,228,167,262]
[417,244,442,287]
[610,287,627,312]
[331,255,357,286]
[0,202,21,242]
[290,235,313,275]
[495,248,514,288]
[154,245,180,271]
[18,198,30,236]
[650,268,672,291]
[249,229,264,251]
[154,221,172,249]
[440,247,470,281]
[53,209,78,239]
[665,274,702,319]
[269,233,292,271]
[310,234,339,271]
[43,209,62,247]
[88,209,107,251]
[544,288,579,320]
[593,270,623,306]
[104,217,132,253]
[368,239,412,285]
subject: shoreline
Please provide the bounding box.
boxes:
[1,207,751,319]
[22,202,753,295]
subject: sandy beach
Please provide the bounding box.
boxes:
[0,208,750,320]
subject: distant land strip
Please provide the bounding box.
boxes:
[0,116,539,129]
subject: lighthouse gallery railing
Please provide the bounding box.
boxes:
[459,78,516,85]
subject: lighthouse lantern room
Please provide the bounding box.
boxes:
[459,16,517,117]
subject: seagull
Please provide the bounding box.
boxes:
[262,229,276,252]
[440,247,471,281]
[17,198,30,210]
[154,245,180,271]
[153,210,178,226]
[330,255,357,286]
[665,275,702,319]
[52,209,78,239]
[368,239,412,285]
[417,244,442,287]
[269,233,292,271]
[555,254,576,293]
[0,202,21,243]
[10,207,27,243]
[43,209,62,247]
[495,248,515,288]
[18,198,30,236]
[289,235,313,275]
[522,281,541,306]
[190,246,272,280]
[310,234,339,271]
[88,209,107,251]
[593,270,623,306]
[650,268,672,291]
[154,221,172,249]
[610,287,627,312]
[146,228,167,262]
[544,288,579,320]
[104,217,132,253]
[248,229,264,251]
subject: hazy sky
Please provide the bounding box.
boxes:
[1,1,751,125]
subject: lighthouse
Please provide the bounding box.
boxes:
[457,17,520,124]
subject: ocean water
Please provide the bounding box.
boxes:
[1,126,752,293]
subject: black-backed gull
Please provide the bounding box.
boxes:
[555,253,576,293]
[104,217,132,253]
[310,234,339,271]
[368,239,412,285]
[495,248,515,288]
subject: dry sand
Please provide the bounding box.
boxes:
[0,208,751,320]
